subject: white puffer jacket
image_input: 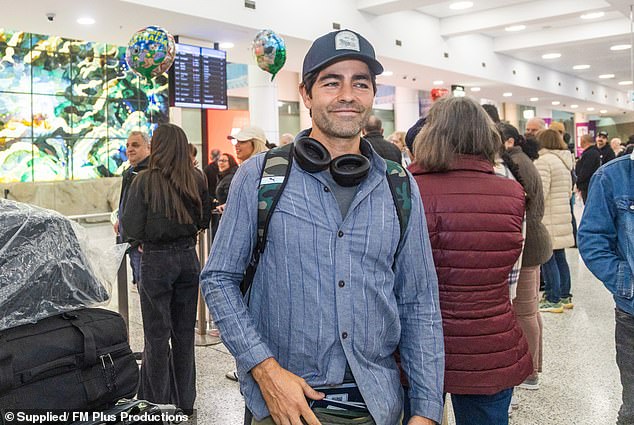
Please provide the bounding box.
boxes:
[534,148,574,250]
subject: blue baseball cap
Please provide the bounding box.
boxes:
[302,30,384,79]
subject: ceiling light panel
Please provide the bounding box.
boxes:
[581,11,605,20]
[573,64,590,70]
[505,25,526,32]
[542,53,561,59]
[449,1,473,10]
[599,74,615,79]
[610,44,631,51]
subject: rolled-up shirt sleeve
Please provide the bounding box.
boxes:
[393,175,445,424]
[200,156,274,375]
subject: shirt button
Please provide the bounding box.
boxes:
[338,231,344,238]
[324,186,330,192]
[342,332,348,339]
[338,280,345,288]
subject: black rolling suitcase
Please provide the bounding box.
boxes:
[0,308,138,410]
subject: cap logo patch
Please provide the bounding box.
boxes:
[335,31,360,51]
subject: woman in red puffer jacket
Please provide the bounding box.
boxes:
[408,96,532,425]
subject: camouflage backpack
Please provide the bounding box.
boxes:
[240,143,412,297]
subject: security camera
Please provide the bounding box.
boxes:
[46,13,55,22]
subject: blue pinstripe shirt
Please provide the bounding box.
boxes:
[200,145,444,424]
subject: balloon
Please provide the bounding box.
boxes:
[125,26,176,79]
[252,29,286,81]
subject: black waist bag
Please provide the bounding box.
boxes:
[0,308,138,410]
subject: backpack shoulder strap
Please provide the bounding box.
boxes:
[240,144,293,297]
[384,159,411,254]
[257,144,294,253]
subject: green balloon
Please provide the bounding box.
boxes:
[252,29,287,81]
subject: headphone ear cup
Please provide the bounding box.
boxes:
[293,137,331,173]
[330,154,370,187]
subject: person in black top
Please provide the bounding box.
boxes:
[115,131,151,286]
[204,149,221,198]
[575,134,602,203]
[120,123,211,415]
[361,115,402,163]
[596,130,616,164]
[215,153,239,205]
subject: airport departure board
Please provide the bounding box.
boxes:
[169,43,227,109]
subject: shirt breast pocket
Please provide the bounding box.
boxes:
[615,198,634,299]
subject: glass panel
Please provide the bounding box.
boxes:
[69,137,112,179]
[0,46,31,93]
[31,52,71,95]
[108,138,128,176]
[70,54,106,98]
[0,92,32,138]
[105,46,141,100]
[107,99,143,137]
[31,33,75,53]
[0,138,33,182]
[32,137,70,181]
[0,29,30,49]
[32,94,73,138]
[67,96,108,138]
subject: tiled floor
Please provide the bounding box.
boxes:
[86,217,622,425]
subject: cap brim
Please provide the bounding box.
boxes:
[304,52,384,78]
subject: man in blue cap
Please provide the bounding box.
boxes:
[201,29,444,425]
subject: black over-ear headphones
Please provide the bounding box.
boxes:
[293,137,370,187]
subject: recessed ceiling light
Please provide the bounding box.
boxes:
[470,87,481,92]
[587,107,595,111]
[581,11,605,20]
[552,101,560,105]
[505,25,526,32]
[573,64,591,70]
[570,104,579,109]
[219,42,234,49]
[599,74,615,79]
[542,53,561,59]
[433,80,444,85]
[381,70,394,76]
[77,17,95,25]
[503,92,512,97]
[610,44,631,51]
[449,1,473,10]
[530,97,539,101]
[619,80,633,85]
[600,109,608,113]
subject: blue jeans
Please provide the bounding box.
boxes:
[451,388,513,425]
[616,308,634,425]
[129,245,142,284]
[542,249,571,303]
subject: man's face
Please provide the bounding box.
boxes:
[300,59,374,140]
[234,139,255,162]
[596,134,608,148]
[126,134,150,166]
[525,120,541,137]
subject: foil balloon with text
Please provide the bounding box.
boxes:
[252,29,286,81]
[126,26,176,79]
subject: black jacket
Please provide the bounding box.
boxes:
[118,156,149,243]
[204,161,219,198]
[215,167,238,205]
[599,144,616,164]
[121,171,212,244]
[575,145,602,195]
[363,131,402,164]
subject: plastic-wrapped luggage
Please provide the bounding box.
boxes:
[0,308,139,410]
[68,399,186,425]
[0,199,124,331]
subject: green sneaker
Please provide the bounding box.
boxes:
[539,300,564,313]
[560,297,574,309]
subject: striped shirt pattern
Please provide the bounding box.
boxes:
[200,148,444,424]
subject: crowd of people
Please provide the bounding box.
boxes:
[112,29,633,425]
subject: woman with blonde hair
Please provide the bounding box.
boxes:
[534,129,575,313]
[387,130,412,166]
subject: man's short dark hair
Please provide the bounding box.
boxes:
[482,104,500,123]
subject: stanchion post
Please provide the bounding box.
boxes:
[117,255,129,337]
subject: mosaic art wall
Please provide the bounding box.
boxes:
[0,29,169,182]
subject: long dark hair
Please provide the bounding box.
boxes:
[136,123,202,224]
[414,96,500,171]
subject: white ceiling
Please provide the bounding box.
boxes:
[3,0,634,119]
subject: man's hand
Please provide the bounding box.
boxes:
[113,220,119,235]
[251,358,325,425]
[408,416,436,425]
